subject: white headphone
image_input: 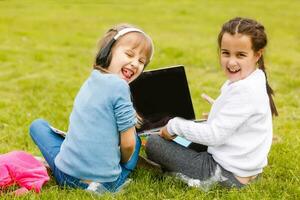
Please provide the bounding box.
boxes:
[96,27,154,67]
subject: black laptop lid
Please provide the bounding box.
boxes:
[129,65,195,132]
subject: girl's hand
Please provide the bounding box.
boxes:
[201,93,213,120]
[201,93,214,104]
[120,127,136,163]
[159,126,176,141]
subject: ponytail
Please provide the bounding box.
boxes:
[258,56,278,116]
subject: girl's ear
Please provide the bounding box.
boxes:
[255,49,264,62]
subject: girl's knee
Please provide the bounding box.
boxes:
[146,135,163,147]
[29,119,49,137]
[145,135,163,155]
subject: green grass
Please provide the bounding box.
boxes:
[1,0,299,199]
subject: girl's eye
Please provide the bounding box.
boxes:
[126,52,134,57]
[237,53,246,58]
[221,51,229,56]
[139,59,146,65]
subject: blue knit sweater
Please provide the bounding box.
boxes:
[55,70,136,182]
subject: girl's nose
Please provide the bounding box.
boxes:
[130,59,139,68]
[228,58,237,66]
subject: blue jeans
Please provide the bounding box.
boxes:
[29,119,141,193]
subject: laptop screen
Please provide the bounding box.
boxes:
[130,65,195,132]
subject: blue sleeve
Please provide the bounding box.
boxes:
[113,82,137,133]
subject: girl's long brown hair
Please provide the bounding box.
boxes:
[218,17,278,116]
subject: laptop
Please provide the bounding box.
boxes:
[130,65,196,146]
[51,65,196,147]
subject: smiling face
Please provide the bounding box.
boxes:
[107,32,150,83]
[220,33,262,83]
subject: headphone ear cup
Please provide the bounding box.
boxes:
[96,39,116,67]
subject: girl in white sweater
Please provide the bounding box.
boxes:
[145,17,278,189]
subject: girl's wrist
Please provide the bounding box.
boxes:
[166,121,176,136]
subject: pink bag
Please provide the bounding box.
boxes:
[0,151,49,195]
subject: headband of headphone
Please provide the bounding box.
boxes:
[96,27,153,67]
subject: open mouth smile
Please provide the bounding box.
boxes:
[121,68,134,81]
[227,67,241,73]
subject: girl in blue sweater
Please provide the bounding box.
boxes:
[29,24,154,194]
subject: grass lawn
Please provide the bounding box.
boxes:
[0,0,299,199]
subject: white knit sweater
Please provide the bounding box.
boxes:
[167,69,273,177]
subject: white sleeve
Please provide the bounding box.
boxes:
[167,86,255,146]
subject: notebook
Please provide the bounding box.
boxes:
[130,65,196,146]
